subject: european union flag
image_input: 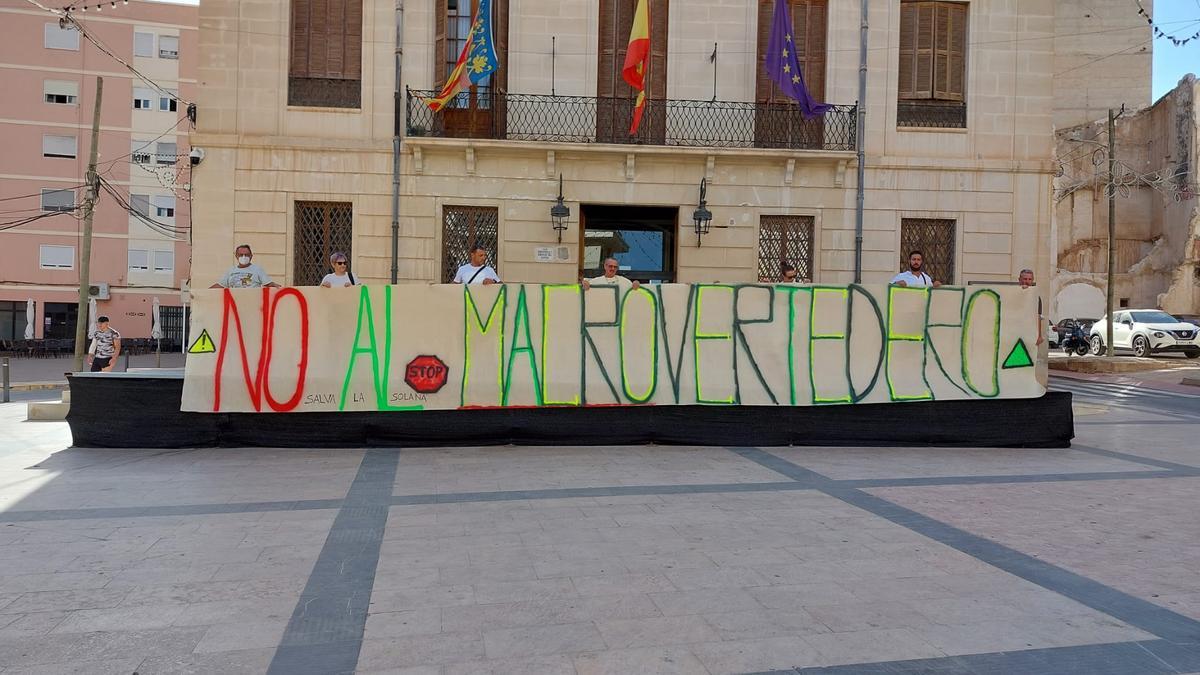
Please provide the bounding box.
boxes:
[764,0,830,117]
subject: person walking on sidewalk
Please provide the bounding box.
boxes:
[87,316,121,373]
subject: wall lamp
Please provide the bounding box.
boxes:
[692,177,712,246]
[550,173,569,243]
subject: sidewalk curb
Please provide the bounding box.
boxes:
[9,382,67,392]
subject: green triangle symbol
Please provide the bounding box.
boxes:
[1002,338,1034,369]
[188,329,216,354]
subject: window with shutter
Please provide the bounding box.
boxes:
[158,35,179,59]
[42,134,77,159]
[288,0,363,107]
[441,206,498,282]
[897,0,966,128]
[431,0,509,139]
[128,249,150,271]
[294,201,354,285]
[758,215,814,282]
[134,32,155,57]
[900,218,956,283]
[596,0,668,144]
[753,0,827,148]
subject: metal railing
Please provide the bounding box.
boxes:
[897,101,967,129]
[406,89,857,151]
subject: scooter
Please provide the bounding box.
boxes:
[1061,325,1090,356]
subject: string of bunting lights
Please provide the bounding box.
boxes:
[61,0,126,13]
[1135,0,1200,46]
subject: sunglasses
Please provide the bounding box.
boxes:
[333,260,347,265]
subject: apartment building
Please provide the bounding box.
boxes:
[189,1,1149,297]
[0,0,195,344]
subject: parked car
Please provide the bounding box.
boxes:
[1089,310,1200,358]
[1046,318,1058,347]
[1052,318,1097,347]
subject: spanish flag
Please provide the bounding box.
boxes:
[621,0,650,134]
[424,0,499,112]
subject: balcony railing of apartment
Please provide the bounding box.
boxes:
[896,101,967,129]
[406,89,857,152]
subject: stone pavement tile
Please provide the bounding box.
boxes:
[134,647,276,674]
[910,595,1037,626]
[703,547,803,567]
[572,573,677,597]
[370,585,476,612]
[439,564,538,586]
[357,667,441,675]
[473,578,578,605]
[51,603,187,634]
[533,557,630,579]
[752,561,863,585]
[0,611,70,637]
[701,608,830,641]
[364,609,443,639]
[356,632,486,670]
[117,578,306,606]
[618,551,720,573]
[841,576,959,602]
[8,657,143,674]
[192,618,288,653]
[594,615,718,649]
[440,594,662,633]
[106,564,222,586]
[839,554,949,579]
[664,567,770,590]
[748,582,861,609]
[0,626,206,668]
[803,600,931,632]
[691,635,819,673]
[170,597,297,626]
[648,588,764,616]
[802,627,946,665]
[443,654,577,675]
[0,571,112,594]
[573,646,710,675]
[483,621,606,659]
[370,564,442,590]
[0,588,128,615]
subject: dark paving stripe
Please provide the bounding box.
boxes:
[749,638,1200,675]
[390,481,812,506]
[838,469,1186,489]
[0,499,344,523]
[1068,443,1200,473]
[268,448,401,675]
[728,446,1200,643]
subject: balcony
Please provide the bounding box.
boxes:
[405,89,857,152]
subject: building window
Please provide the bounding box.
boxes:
[288,0,363,107]
[42,134,77,158]
[134,31,155,57]
[441,205,498,282]
[130,193,150,216]
[131,141,152,165]
[758,215,814,282]
[754,0,827,149]
[429,0,509,138]
[294,201,353,285]
[159,91,178,112]
[133,87,154,109]
[153,249,174,273]
[44,80,79,105]
[39,244,74,269]
[44,23,79,50]
[900,217,956,283]
[128,248,150,271]
[897,1,967,129]
[596,0,666,143]
[158,35,179,59]
[152,195,176,219]
[40,188,75,212]
[155,142,177,165]
[0,301,31,341]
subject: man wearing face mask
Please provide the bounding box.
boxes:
[210,244,280,289]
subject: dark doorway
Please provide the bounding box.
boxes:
[580,205,677,283]
[44,302,78,339]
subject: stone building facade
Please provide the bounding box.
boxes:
[191,0,1090,295]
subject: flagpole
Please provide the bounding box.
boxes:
[853,0,868,284]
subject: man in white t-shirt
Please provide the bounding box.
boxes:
[320,252,357,288]
[210,244,280,289]
[891,250,941,288]
[582,258,640,293]
[453,246,501,285]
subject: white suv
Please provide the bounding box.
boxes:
[1089,310,1200,359]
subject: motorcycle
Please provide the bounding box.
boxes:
[1061,325,1090,356]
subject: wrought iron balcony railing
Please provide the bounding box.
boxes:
[896,101,967,129]
[406,89,857,151]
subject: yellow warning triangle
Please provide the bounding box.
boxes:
[188,329,216,354]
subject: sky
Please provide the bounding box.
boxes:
[1151,0,1200,100]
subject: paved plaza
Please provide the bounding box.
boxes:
[0,378,1198,673]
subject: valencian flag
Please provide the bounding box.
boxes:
[764,0,830,117]
[622,0,651,134]
[424,0,499,112]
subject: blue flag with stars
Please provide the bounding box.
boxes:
[764,0,830,117]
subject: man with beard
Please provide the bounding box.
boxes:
[891,250,941,288]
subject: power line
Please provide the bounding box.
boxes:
[0,207,82,232]
[1055,19,1200,77]
[0,184,88,202]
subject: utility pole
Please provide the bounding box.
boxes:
[72,76,102,372]
[1105,107,1116,358]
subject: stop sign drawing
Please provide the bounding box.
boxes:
[404,355,450,394]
